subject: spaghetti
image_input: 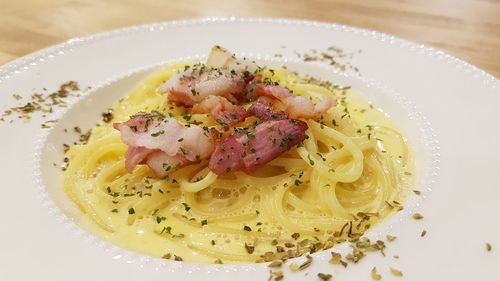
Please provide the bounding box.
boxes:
[64,50,412,263]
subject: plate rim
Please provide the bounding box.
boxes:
[0,16,498,90]
[1,16,499,280]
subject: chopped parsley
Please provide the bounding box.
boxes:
[156,216,166,224]
[182,202,191,212]
[307,154,315,166]
[150,130,164,137]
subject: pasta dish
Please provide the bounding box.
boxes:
[64,46,413,263]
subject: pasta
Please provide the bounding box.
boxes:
[64,52,412,263]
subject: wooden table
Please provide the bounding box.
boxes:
[1,0,499,78]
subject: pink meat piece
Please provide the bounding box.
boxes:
[255,84,336,119]
[114,112,214,177]
[248,98,287,121]
[123,146,154,173]
[209,119,308,175]
[192,95,249,126]
[159,66,249,107]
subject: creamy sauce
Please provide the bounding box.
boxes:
[78,91,413,263]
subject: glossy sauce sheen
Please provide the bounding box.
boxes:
[81,90,413,263]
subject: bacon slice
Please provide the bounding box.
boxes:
[192,95,249,126]
[255,84,336,119]
[209,119,308,174]
[114,113,214,176]
[160,66,249,107]
[123,146,154,173]
[248,98,287,121]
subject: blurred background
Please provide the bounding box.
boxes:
[0,0,498,77]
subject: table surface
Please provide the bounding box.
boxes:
[0,0,499,78]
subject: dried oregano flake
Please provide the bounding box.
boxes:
[390,267,403,277]
[386,235,397,242]
[371,266,382,281]
[412,213,424,220]
[317,272,333,281]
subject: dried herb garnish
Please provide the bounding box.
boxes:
[1,81,81,125]
[412,213,424,220]
[101,109,113,123]
[386,235,397,242]
[486,242,492,252]
[181,202,191,212]
[268,270,284,281]
[390,267,403,277]
[289,255,313,272]
[245,242,255,254]
[329,252,342,265]
[317,273,332,281]
[421,230,427,237]
[268,260,283,268]
[371,266,382,280]
[292,46,360,73]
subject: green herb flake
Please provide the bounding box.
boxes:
[160,226,172,234]
[150,130,164,137]
[179,147,188,155]
[307,154,315,166]
[128,208,135,215]
[181,202,191,212]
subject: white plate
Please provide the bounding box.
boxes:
[0,17,498,281]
